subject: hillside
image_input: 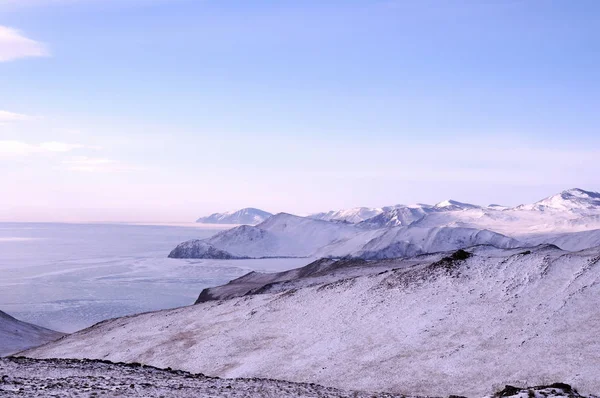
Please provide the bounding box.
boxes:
[23,245,600,397]
[0,310,66,356]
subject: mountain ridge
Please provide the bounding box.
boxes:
[196,208,273,225]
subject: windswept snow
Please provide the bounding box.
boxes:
[23,245,600,397]
[0,310,65,356]
[196,208,273,225]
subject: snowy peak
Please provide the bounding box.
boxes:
[518,188,600,212]
[256,212,310,230]
[433,199,480,211]
[359,205,431,228]
[196,208,273,225]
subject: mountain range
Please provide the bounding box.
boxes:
[175,188,600,260]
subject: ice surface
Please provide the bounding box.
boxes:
[0,223,307,332]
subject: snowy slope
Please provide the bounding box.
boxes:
[0,310,66,356]
[23,245,600,397]
[196,208,273,225]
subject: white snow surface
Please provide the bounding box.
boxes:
[0,310,65,356]
[24,245,600,397]
[196,208,273,225]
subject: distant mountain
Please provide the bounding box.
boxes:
[433,199,480,211]
[517,188,600,212]
[178,188,600,260]
[173,213,365,259]
[358,201,478,229]
[309,207,385,223]
[171,212,523,260]
[0,310,66,356]
[358,205,432,228]
[196,208,273,225]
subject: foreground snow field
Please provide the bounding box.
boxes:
[23,245,600,397]
[2,358,594,398]
[0,357,405,398]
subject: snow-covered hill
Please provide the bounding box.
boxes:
[354,226,521,259]
[516,188,600,212]
[0,310,66,356]
[196,208,273,225]
[23,245,600,397]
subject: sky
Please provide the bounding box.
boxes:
[1,0,599,222]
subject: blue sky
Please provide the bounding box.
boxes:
[1,0,599,222]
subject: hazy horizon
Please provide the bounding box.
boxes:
[2,0,599,222]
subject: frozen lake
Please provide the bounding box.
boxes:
[0,222,310,333]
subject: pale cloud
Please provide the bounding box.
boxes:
[0,140,84,156]
[0,25,49,62]
[63,156,140,172]
[0,110,32,122]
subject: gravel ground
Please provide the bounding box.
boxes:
[0,357,406,398]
